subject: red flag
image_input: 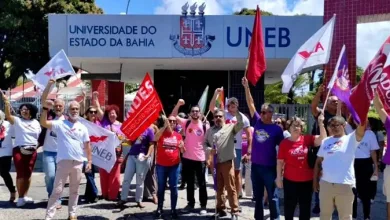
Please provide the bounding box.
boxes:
[246,6,266,86]
[121,73,163,141]
[377,66,390,113]
[350,36,390,123]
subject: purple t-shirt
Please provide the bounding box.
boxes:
[251,112,284,166]
[129,127,154,156]
[100,118,123,135]
[382,117,390,164]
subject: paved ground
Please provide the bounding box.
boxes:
[0,151,387,219]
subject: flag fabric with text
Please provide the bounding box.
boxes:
[377,66,390,114]
[350,36,390,123]
[25,49,76,92]
[121,73,163,141]
[246,5,266,86]
[198,85,209,115]
[328,45,360,124]
[281,15,336,93]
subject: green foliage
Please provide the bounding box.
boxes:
[125,82,140,93]
[0,0,103,90]
[234,8,273,16]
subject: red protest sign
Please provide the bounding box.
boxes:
[121,73,163,141]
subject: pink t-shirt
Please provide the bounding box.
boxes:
[178,118,209,161]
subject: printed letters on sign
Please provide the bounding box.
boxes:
[129,80,155,114]
[364,54,388,99]
[377,66,390,113]
[298,42,324,59]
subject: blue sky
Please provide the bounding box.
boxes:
[95,0,297,15]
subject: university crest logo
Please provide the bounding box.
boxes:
[170,2,215,56]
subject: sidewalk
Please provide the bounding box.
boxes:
[0,154,388,219]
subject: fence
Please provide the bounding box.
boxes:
[271,104,315,133]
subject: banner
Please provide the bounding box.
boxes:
[79,118,120,173]
[281,15,335,93]
[350,36,390,123]
[246,5,267,86]
[328,45,360,123]
[377,66,390,114]
[25,49,76,91]
[121,73,163,141]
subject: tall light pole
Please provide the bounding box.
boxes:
[126,0,131,14]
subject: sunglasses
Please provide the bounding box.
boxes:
[89,110,97,114]
[168,120,176,123]
[275,121,281,124]
[214,115,223,119]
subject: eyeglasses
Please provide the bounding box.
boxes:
[329,124,341,128]
[214,115,223,119]
[89,110,97,114]
[168,120,176,123]
[275,121,281,124]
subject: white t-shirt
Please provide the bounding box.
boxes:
[317,132,359,185]
[51,120,90,163]
[355,130,380,159]
[43,115,65,152]
[13,117,41,147]
[345,123,354,135]
[0,121,14,157]
[377,131,385,142]
[225,111,250,149]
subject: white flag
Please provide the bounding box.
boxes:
[79,118,121,173]
[25,49,76,92]
[281,15,336,93]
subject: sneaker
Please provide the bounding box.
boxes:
[218,210,228,217]
[199,206,207,215]
[312,203,320,214]
[16,198,26,207]
[24,197,34,203]
[231,213,239,220]
[181,205,194,213]
[171,210,179,219]
[154,209,163,219]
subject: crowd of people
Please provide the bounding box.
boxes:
[0,77,388,220]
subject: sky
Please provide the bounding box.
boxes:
[95,0,390,71]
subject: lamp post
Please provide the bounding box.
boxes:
[126,0,131,14]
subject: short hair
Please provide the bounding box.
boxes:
[19,103,38,119]
[261,103,274,113]
[227,97,239,106]
[67,101,80,110]
[328,116,346,125]
[178,112,187,119]
[288,116,305,130]
[191,105,200,111]
[213,109,225,116]
[54,98,65,106]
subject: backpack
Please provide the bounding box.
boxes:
[185,120,207,135]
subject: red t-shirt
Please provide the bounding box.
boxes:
[278,135,316,182]
[156,131,182,166]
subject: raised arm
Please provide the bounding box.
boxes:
[209,88,223,113]
[40,103,53,129]
[373,91,388,124]
[242,77,256,118]
[171,99,185,117]
[355,120,366,142]
[233,112,244,134]
[41,79,56,106]
[311,85,324,117]
[92,91,104,121]
[314,113,326,146]
[154,118,169,141]
[1,91,14,124]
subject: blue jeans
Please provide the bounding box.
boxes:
[83,161,98,202]
[156,164,180,210]
[251,164,280,220]
[42,151,61,204]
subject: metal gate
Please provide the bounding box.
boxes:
[271,104,315,133]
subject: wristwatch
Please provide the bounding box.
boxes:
[42,107,49,111]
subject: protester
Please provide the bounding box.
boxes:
[276,114,326,220]
[40,80,66,208]
[171,99,209,214]
[2,92,41,207]
[209,91,252,200]
[204,109,244,219]
[41,100,92,220]
[82,106,99,203]
[93,92,124,201]
[153,115,184,219]
[144,122,158,204]
[0,110,16,203]
[347,119,379,220]
[242,77,284,220]
[117,126,155,208]
[275,117,291,138]
[373,92,390,220]
[313,114,365,220]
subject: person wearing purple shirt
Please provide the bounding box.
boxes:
[117,127,155,208]
[373,91,390,220]
[242,77,284,220]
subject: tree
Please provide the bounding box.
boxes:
[0,0,103,90]
[234,8,273,16]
